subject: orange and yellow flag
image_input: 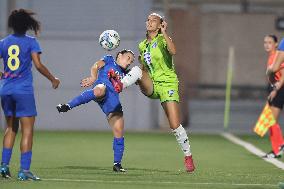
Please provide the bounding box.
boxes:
[254,103,276,137]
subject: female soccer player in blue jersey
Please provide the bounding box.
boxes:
[56,49,135,172]
[0,9,60,181]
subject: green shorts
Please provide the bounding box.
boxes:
[149,81,179,103]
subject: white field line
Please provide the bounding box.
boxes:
[44,178,277,187]
[221,133,284,170]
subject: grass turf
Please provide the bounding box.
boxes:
[0,131,283,189]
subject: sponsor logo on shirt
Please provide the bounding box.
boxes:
[168,90,175,97]
[152,42,158,48]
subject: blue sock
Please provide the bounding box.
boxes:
[1,148,12,165]
[68,89,97,109]
[20,151,32,171]
[113,137,124,164]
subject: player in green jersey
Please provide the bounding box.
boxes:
[110,13,195,172]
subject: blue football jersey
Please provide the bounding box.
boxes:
[95,55,127,91]
[0,34,41,95]
[279,38,284,51]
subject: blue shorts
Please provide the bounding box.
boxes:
[1,94,37,117]
[97,86,122,116]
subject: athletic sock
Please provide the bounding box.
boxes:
[1,147,12,165]
[270,123,284,154]
[172,125,192,157]
[68,89,97,109]
[121,66,142,89]
[20,151,32,171]
[113,137,124,164]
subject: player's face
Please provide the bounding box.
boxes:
[146,15,161,32]
[264,36,277,53]
[117,52,134,69]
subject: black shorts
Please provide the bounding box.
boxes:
[268,85,284,109]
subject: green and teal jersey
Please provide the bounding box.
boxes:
[138,34,178,83]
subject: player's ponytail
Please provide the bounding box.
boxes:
[8,9,40,35]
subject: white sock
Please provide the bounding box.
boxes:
[121,66,142,89]
[172,125,192,157]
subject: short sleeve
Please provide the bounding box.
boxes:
[31,38,42,54]
[101,55,114,64]
[278,38,284,51]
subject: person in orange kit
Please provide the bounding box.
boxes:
[263,34,284,158]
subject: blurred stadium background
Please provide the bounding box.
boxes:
[1,1,284,188]
[1,0,284,133]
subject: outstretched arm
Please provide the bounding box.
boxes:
[81,60,105,87]
[31,53,60,89]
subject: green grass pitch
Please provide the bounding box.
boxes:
[0,131,283,189]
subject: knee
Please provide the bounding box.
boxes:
[93,85,106,98]
[114,126,124,138]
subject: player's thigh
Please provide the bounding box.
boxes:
[138,68,154,96]
[269,105,281,121]
[161,101,181,129]
[5,116,19,133]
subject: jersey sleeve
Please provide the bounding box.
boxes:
[101,55,114,65]
[278,38,284,51]
[31,38,42,54]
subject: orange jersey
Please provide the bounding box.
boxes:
[267,51,284,81]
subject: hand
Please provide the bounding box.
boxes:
[268,90,277,102]
[81,77,96,87]
[52,77,60,89]
[267,73,276,84]
[160,21,167,34]
[274,81,282,91]
[266,66,274,77]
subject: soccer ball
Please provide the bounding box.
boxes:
[99,30,120,51]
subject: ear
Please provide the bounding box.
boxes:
[117,53,122,59]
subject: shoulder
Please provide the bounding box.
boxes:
[157,34,168,42]
[138,39,147,51]
[101,55,115,64]
[1,34,13,42]
[25,34,37,40]
[24,35,40,44]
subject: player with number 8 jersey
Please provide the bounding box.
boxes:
[0,9,60,181]
[0,34,41,94]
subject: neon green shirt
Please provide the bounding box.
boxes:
[138,34,178,83]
